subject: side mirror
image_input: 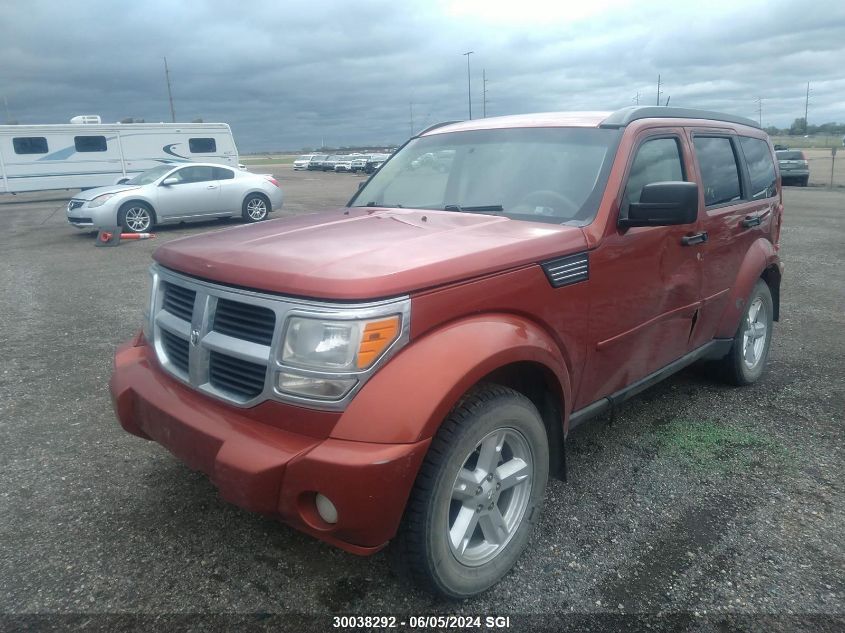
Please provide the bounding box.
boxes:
[619,181,698,228]
[116,178,129,185]
[161,176,179,186]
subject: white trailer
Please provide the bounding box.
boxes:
[0,122,239,194]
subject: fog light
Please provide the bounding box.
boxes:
[315,493,338,524]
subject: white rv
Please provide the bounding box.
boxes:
[0,121,239,194]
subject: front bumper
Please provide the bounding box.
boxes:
[109,337,430,554]
[66,200,118,230]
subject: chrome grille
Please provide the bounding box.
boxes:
[162,282,196,321]
[67,199,84,211]
[161,329,190,374]
[209,352,266,399]
[213,298,275,346]
[149,265,411,410]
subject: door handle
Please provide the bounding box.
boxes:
[206,185,218,189]
[681,231,708,246]
[741,215,762,228]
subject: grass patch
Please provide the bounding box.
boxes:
[656,418,784,472]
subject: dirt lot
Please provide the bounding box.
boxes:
[0,169,843,631]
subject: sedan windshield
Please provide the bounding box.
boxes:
[126,165,174,185]
[350,127,621,224]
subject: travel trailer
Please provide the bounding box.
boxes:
[0,120,239,193]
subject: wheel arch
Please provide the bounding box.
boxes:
[331,314,572,460]
[243,190,272,210]
[715,238,779,338]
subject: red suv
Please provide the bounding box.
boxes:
[110,107,783,598]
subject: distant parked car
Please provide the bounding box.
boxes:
[307,154,329,170]
[293,154,316,170]
[776,150,809,186]
[322,155,344,172]
[66,163,283,233]
[351,155,370,173]
[335,155,361,173]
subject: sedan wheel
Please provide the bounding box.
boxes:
[118,203,153,233]
[243,195,268,222]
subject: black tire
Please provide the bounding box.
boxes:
[117,201,154,234]
[714,279,774,386]
[801,176,809,187]
[242,194,269,223]
[391,384,549,598]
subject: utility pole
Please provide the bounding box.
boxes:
[804,82,810,134]
[665,95,671,107]
[633,91,639,105]
[462,51,474,120]
[164,57,176,123]
[755,96,763,127]
[409,99,414,137]
[2,96,10,123]
[482,69,488,118]
[656,74,661,106]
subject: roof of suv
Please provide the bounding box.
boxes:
[421,106,760,136]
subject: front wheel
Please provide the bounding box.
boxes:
[716,279,774,385]
[118,202,154,233]
[242,194,269,223]
[392,384,549,598]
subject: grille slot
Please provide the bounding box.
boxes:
[213,298,276,346]
[161,330,190,374]
[209,352,266,399]
[162,282,196,322]
[542,253,589,288]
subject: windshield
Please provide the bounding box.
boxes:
[126,165,174,185]
[296,155,312,160]
[350,127,621,224]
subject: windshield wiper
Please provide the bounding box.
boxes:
[443,204,504,214]
[365,201,402,208]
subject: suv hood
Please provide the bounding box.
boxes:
[153,207,588,300]
[75,184,140,200]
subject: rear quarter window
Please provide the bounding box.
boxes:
[213,167,234,180]
[693,136,742,207]
[739,137,777,199]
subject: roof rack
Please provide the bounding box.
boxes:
[600,106,760,130]
[416,120,462,136]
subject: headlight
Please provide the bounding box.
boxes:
[88,193,116,208]
[281,315,401,371]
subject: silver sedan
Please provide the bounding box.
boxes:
[66,163,283,233]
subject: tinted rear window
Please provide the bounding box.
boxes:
[739,137,777,199]
[213,167,234,180]
[776,151,804,160]
[189,138,216,153]
[12,137,48,154]
[693,136,742,206]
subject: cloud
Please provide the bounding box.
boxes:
[0,0,843,151]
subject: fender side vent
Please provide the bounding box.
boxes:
[542,252,589,288]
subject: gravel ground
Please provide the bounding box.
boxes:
[0,172,842,632]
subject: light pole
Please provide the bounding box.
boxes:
[462,51,474,120]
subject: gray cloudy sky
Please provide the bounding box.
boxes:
[1,0,844,152]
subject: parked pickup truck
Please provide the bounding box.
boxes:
[110,106,783,598]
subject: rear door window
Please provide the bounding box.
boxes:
[12,137,48,154]
[739,137,777,199]
[189,138,216,153]
[624,137,685,203]
[693,136,742,207]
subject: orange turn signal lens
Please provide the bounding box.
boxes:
[356,316,400,369]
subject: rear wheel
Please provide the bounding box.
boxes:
[801,176,809,187]
[118,202,154,233]
[391,384,549,598]
[715,279,774,385]
[242,194,269,223]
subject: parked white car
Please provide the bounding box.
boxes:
[293,154,316,170]
[66,163,283,233]
[334,156,357,172]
